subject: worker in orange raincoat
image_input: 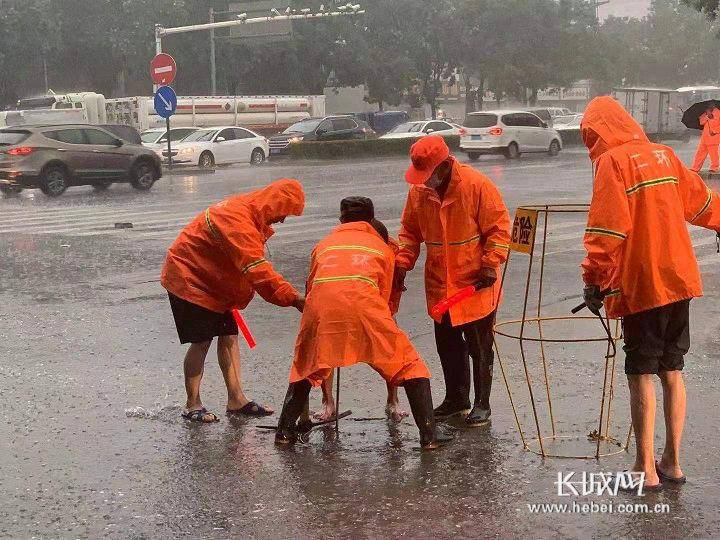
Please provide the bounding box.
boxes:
[394,136,511,427]
[309,217,409,424]
[276,197,447,450]
[161,179,306,423]
[581,96,720,489]
[691,105,720,172]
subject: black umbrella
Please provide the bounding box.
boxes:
[682,99,720,130]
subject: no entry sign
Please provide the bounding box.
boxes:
[150,53,177,85]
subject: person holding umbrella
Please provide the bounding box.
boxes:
[683,101,720,172]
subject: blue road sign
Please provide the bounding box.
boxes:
[154,86,177,119]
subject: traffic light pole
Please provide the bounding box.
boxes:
[154,7,365,92]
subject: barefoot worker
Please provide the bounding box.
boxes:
[580,96,720,488]
[277,197,445,449]
[161,179,306,423]
[394,136,511,427]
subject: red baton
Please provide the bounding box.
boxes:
[430,286,476,319]
[232,309,257,349]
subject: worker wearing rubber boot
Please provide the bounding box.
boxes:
[691,105,720,173]
[394,136,511,427]
[276,197,446,450]
[581,96,720,489]
[161,179,306,423]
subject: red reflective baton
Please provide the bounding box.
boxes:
[430,285,476,319]
[232,309,257,349]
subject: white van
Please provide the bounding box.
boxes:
[460,110,562,160]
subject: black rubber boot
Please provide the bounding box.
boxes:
[467,360,493,427]
[275,379,312,445]
[433,316,471,418]
[404,378,452,450]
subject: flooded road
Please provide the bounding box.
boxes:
[2,143,719,538]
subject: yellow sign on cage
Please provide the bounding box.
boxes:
[510,208,539,254]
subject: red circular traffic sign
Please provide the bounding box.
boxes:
[150,53,177,85]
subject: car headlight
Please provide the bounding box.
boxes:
[178,147,196,156]
[288,136,304,144]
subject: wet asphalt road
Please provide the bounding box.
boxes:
[1,142,719,539]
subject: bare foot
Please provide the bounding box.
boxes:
[313,400,336,422]
[385,402,409,423]
[631,463,660,486]
[657,458,684,480]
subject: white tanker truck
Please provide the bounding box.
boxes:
[105,95,326,134]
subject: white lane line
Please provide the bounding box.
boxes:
[0,209,173,229]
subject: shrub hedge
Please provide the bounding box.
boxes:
[288,135,461,160]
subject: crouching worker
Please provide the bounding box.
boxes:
[161,179,306,423]
[276,196,448,449]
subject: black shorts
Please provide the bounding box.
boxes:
[168,293,238,344]
[622,299,690,375]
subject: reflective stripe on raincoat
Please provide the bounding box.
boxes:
[581,96,720,318]
[396,158,511,326]
[290,222,430,386]
[160,179,305,313]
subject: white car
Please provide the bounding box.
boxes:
[460,110,562,160]
[380,120,462,139]
[167,126,269,168]
[140,127,198,150]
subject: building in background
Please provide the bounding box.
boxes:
[597,0,651,19]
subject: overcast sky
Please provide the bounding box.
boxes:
[598,0,651,19]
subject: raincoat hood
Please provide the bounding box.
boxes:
[581,96,649,161]
[245,178,305,229]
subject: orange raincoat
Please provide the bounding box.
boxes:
[700,108,720,146]
[161,179,305,313]
[581,96,720,318]
[290,222,430,386]
[396,158,511,326]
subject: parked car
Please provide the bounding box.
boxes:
[351,111,409,135]
[140,127,198,150]
[268,115,374,155]
[380,119,462,139]
[0,124,162,197]
[167,126,269,168]
[460,110,562,160]
[101,124,143,145]
[553,114,583,129]
[526,107,573,127]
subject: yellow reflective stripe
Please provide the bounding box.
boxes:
[426,235,482,247]
[318,245,385,258]
[625,176,678,196]
[241,258,267,273]
[449,235,481,246]
[691,188,713,223]
[489,242,510,250]
[205,208,220,239]
[585,227,627,240]
[313,275,379,289]
[605,288,621,298]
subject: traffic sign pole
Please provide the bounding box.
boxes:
[166,117,172,169]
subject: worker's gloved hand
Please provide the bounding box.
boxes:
[393,267,408,292]
[293,296,306,313]
[475,267,497,290]
[583,285,604,316]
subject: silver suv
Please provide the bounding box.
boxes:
[0,124,162,197]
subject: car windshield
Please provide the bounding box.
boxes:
[389,122,422,133]
[0,130,31,146]
[141,131,162,143]
[183,129,218,142]
[283,119,323,134]
[464,114,498,128]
